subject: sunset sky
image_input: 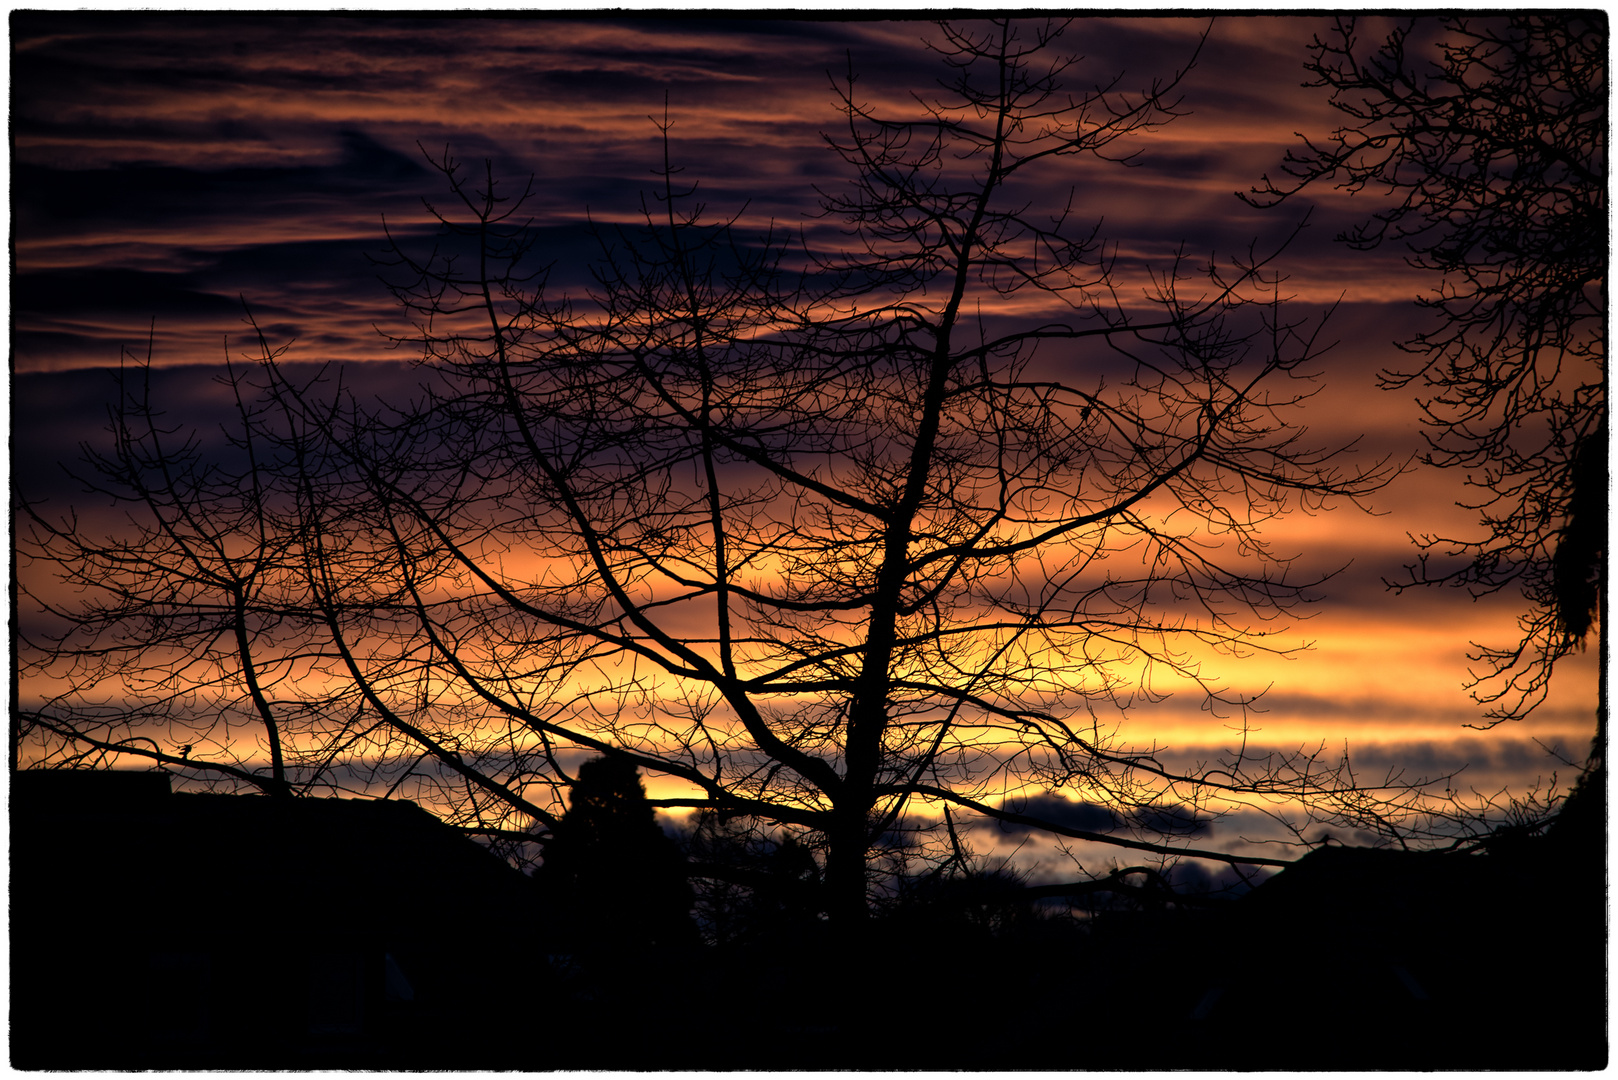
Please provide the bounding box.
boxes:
[12,13,1599,866]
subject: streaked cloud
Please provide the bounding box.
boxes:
[13,15,1597,864]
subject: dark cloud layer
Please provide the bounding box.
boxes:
[985,792,1212,839]
[11,14,1364,372]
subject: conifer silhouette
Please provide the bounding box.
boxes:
[536,756,696,954]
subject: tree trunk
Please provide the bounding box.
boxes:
[824,801,870,937]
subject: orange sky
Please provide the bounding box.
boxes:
[12,14,1601,862]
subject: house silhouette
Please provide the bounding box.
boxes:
[12,769,546,1068]
[1059,834,1606,1070]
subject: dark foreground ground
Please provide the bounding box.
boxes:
[11,769,1605,1070]
[539,835,1606,1072]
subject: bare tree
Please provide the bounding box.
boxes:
[18,336,565,834]
[1244,15,1606,730]
[21,20,1437,931]
[19,347,310,797]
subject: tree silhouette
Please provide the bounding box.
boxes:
[21,19,1447,939]
[18,352,308,798]
[17,344,562,832]
[534,755,697,953]
[1244,14,1606,730]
